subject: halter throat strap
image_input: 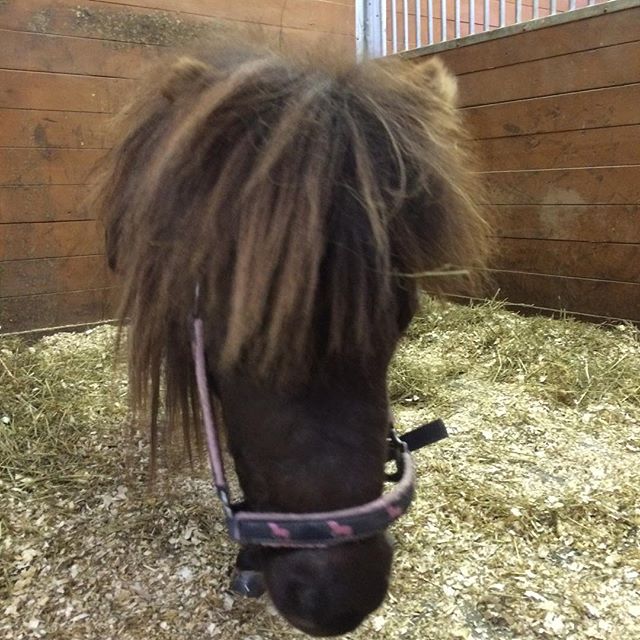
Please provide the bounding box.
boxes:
[191,317,447,548]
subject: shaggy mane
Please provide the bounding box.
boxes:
[88,38,490,455]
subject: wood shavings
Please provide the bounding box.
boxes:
[1,301,639,639]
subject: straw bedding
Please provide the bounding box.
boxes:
[1,299,638,639]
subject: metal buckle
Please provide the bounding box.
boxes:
[385,429,406,482]
[216,486,236,520]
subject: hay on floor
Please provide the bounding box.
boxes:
[1,299,639,639]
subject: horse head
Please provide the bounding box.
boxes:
[90,39,489,636]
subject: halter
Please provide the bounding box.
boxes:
[191,316,448,548]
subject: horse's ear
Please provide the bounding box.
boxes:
[160,57,209,102]
[406,57,458,106]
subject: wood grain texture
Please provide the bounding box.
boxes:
[464,84,640,139]
[457,40,640,107]
[484,167,640,205]
[0,0,355,57]
[487,271,640,321]
[0,70,130,112]
[0,185,91,223]
[490,205,640,243]
[433,5,640,75]
[0,28,164,77]
[279,27,354,57]
[493,238,640,283]
[0,149,106,185]
[0,109,113,148]
[0,0,356,333]
[444,292,637,324]
[0,0,230,45]
[0,221,103,260]
[80,0,355,34]
[0,1,355,53]
[0,287,118,332]
[476,124,640,171]
[0,255,112,297]
[403,8,640,323]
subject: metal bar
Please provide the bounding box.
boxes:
[484,0,489,31]
[455,0,460,37]
[569,0,576,9]
[469,0,475,34]
[381,0,387,56]
[515,0,522,22]
[416,0,422,48]
[427,0,434,43]
[533,0,539,19]
[499,0,506,26]
[403,0,410,49]
[392,0,398,52]
[441,0,447,41]
[357,0,386,59]
[355,0,366,59]
[551,0,557,16]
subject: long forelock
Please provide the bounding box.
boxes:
[88,38,491,451]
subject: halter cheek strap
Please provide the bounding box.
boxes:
[191,316,447,548]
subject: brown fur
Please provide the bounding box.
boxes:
[89,38,490,459]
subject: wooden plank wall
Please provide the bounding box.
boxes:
[0,0,355,333]
[416,2,640,322]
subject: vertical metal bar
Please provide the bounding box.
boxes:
[515,0,522,22]
[569,0,576,9]
[416,0,422,48]
[381,0,387,56]
[499,0,506,26]
[484,0,489,31]
[469,0,475,34]
[551,0,557,16]
[355,0,366,59]
[533,0,539,19]
[403,0,409,49]
[427,0,434,43]
[441,0,447,41]
[455,0,461,38]
[357,0,386,59]
[391,0,398,52]
[588,0,596,5]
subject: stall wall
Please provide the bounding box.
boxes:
[0,0,354,333]
[411,1,640,321]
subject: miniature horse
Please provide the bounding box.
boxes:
[90,39,489,636]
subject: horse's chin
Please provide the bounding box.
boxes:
[262,536,392,636]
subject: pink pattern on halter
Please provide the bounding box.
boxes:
[386,504,403,519]
[327,520,354,537]
[268,522,291,539]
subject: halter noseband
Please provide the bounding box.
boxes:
[191,317,448,549]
